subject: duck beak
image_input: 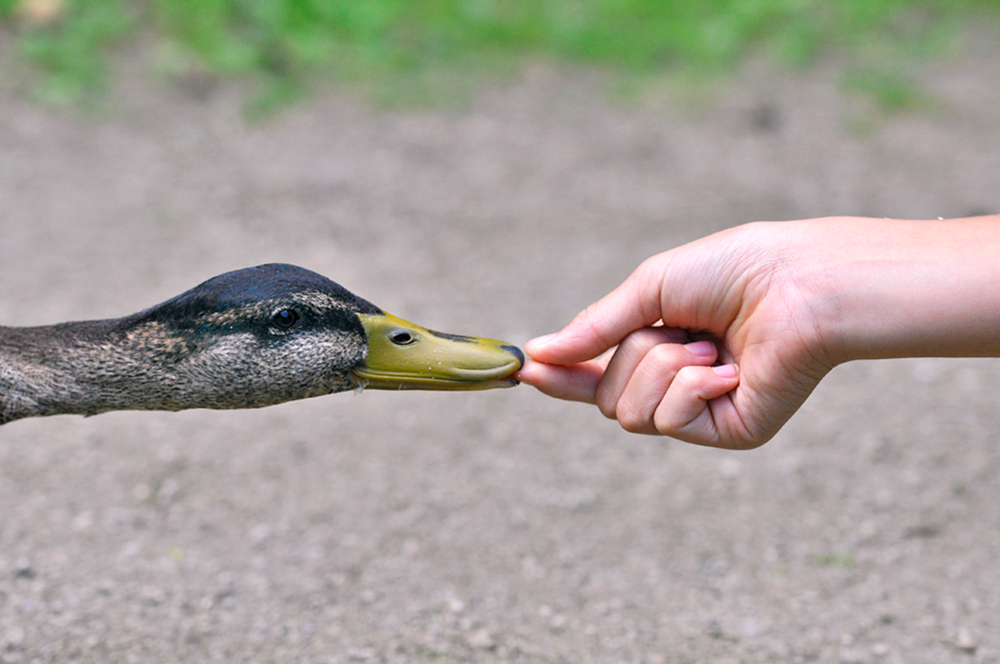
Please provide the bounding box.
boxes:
[353,312,524,390]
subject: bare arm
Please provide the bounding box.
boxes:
[517,217,1000,448]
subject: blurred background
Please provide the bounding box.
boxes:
[1,1,1000,662]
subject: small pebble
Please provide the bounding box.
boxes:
[467,629,495,650]
[132,483,153,501]
[72,510,94,531]
[14,557,33,579]
[249,523,271,545]
[955,628,977,653]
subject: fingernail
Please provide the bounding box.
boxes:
[527,333,557,347]
[685,340,716,357]
[712,363,739,378]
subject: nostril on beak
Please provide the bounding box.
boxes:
[501,344,525,370]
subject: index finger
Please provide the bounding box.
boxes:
[515,356,607,403]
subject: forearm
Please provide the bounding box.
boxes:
[794,216,1000,363]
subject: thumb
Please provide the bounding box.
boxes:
[526,259,668,365]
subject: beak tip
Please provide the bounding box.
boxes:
[501,344,525,371]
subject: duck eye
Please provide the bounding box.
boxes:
[389,329,415,345]
[272,309,300,329]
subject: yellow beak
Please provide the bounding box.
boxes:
[353,312,523,390]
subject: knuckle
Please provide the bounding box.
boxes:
[614,328,653,355]
[653,421,676,437]
[634,255,665,290]
[615,402,648,433]
[646,341,681,364]
[594,375,618,418]
[572,304,598,329]
[652,408,683,436]
[615,330,646,353]
[672,364,702,387]
[616,330,678,367]
[595,388,618,420]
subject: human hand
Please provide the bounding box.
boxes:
[517,221,836,448]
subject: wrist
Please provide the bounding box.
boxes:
[794,216,1000,364]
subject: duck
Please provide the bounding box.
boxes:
[0,264,524,425]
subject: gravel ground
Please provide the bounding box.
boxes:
[2,34,1000,664]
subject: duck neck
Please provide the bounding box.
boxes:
[0,319,172,424]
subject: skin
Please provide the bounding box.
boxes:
[517,216,1000,449]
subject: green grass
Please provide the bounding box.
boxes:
[3,0,1000,108]
[819,552,856,568]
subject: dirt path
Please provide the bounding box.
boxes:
[1,39,999,663]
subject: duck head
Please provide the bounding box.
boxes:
[123,263,524,410]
